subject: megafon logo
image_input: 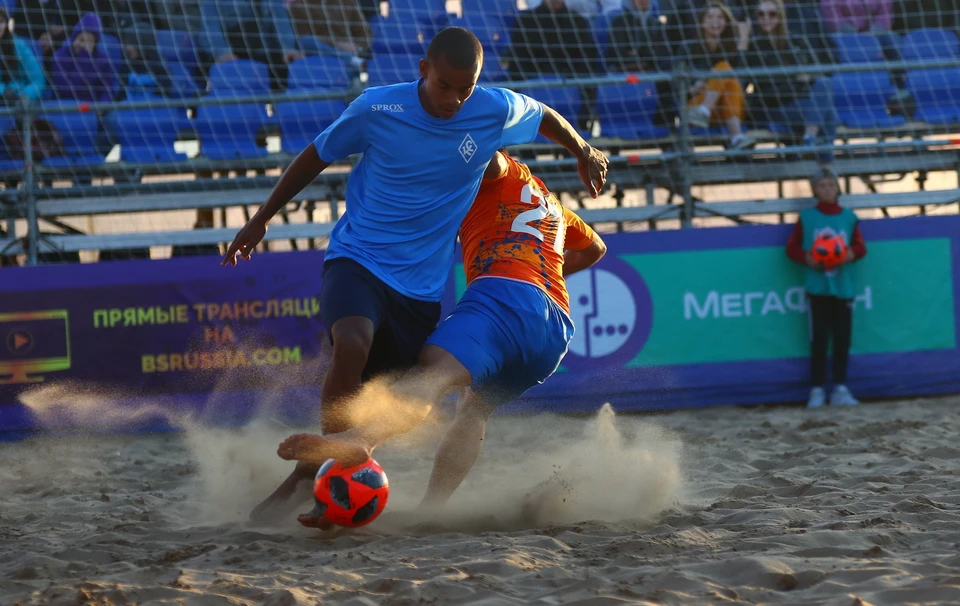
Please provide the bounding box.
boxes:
[564,257,652,369]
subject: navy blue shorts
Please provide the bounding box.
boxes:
[319,258,441,378]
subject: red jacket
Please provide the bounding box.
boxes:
[786,202,867,264]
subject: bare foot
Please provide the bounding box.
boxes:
[297,502,334,530]
[277,433,371,467]
[248,463,316,523]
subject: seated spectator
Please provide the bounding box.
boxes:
[784,0,835,64]
[607,0,671,73]
[894,0,960,33]
[51,13,119,102]
[745,0,837,164]
[662,0,751,46]
[14,0,90,70]
[606,0,677,126]
[821,0,900,62]
[200,0,303,90]
[509,0,600,79]
[285,0,372,64]
[526,0,623,18]
[676,1,755,149]
[0,7,47,105]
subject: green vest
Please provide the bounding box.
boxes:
[800,206,859,299]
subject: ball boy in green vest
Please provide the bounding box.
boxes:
[786,167,868,408]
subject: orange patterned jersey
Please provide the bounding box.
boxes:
[460,154,598,315]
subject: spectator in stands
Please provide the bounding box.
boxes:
[676,1,755,149]
[661,0,751,46]
[894,0,960,34]
[745,0,837,163]
[607,0,672,73]
[526,0,623,18]
[285,0,372,64]
[786,167,867,408]
[509,0,600,79]
[606,0,677,127]
[821,0,901,63]
[0,7,47,104]
[200,0,303,90]
[51,13,119,102]
[783,0,834,64]
[14,0,91,66]
[120,25,181,98]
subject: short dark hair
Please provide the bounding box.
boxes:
[426,27,483,70]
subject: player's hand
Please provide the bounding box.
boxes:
[805,252,824,270]
[222,218,267,266]
[577,145,608,199]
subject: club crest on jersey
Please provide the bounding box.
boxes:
[458,134,477,163]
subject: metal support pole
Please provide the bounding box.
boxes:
[21,98,37,266]
[675,70,694,228]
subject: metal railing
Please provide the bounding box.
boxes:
[5,55,960,264]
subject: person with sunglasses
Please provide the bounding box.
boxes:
[743,0,838,164]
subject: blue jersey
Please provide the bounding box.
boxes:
[313,80,544,302]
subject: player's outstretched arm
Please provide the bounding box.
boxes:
[537,104,608,198]
[221,143,331,266]
[563,237,607,277]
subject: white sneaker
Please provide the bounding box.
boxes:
[806,387,826,408]
[830,384,860,406]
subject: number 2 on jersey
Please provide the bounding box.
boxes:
[510,183,566,254]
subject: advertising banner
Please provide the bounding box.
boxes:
[1,214,957,434]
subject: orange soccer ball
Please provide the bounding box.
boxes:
[311,458,390,527]
[810,235,847,269]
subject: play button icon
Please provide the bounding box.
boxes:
[6,329,33,355]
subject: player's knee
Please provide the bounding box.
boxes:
[331,329,373,367]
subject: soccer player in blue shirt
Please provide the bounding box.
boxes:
[222,27,609,521]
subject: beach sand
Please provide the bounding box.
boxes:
[2,396,960,605]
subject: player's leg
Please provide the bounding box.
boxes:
[420,388,497,511]
[249,258,387,522]
[419,278,575,511]
[278,344,473,467]
[808,295,830,384]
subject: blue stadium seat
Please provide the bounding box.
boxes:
[900,30,960,124]
[521,79,589,142]
[195,60,272,160]
[39,102,106,167]
[832,33,886,63]
[832,72,904,128]
[596,81,668,139]
[905,68,960,124]
[594,10,620,60]
[479,53,506,82]
[104,107,190,163]
[275,94,347,154]
[460,0,516,17]
[371,17,431,55]
[155,29,201,71]
[288,56,351,90]
[366,54,422,86]
[449,14,512,55]
[387,0,448,32]
[155,30,202,92]
[900,28,960,61]
[208,59,270,96]
[166,63,202,98]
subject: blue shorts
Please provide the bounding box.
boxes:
[426,278,574,407]
[320,258,441,379]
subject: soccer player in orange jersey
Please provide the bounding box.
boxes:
[276,150,607,522]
